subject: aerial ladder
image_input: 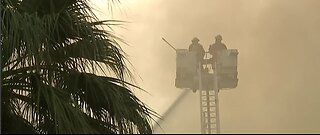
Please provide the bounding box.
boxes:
[162,38,239,134]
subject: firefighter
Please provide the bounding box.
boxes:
[208,34,227,63]
[188,37,205,92]
[209,35,231,90]
[189,37,205,64]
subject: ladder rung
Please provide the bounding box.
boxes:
[203,121,216,124]
[203,116,215,118]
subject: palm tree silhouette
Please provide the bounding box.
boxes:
[1,0,157,133]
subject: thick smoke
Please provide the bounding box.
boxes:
[93,0,320,133]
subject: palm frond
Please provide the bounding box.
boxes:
[1,0,158,134]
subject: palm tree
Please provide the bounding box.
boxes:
[1,0,157,134]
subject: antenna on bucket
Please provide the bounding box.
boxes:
[162,37,177,52]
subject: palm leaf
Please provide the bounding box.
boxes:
[1,0,158,134]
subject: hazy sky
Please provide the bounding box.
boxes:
[91,0,320,133]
